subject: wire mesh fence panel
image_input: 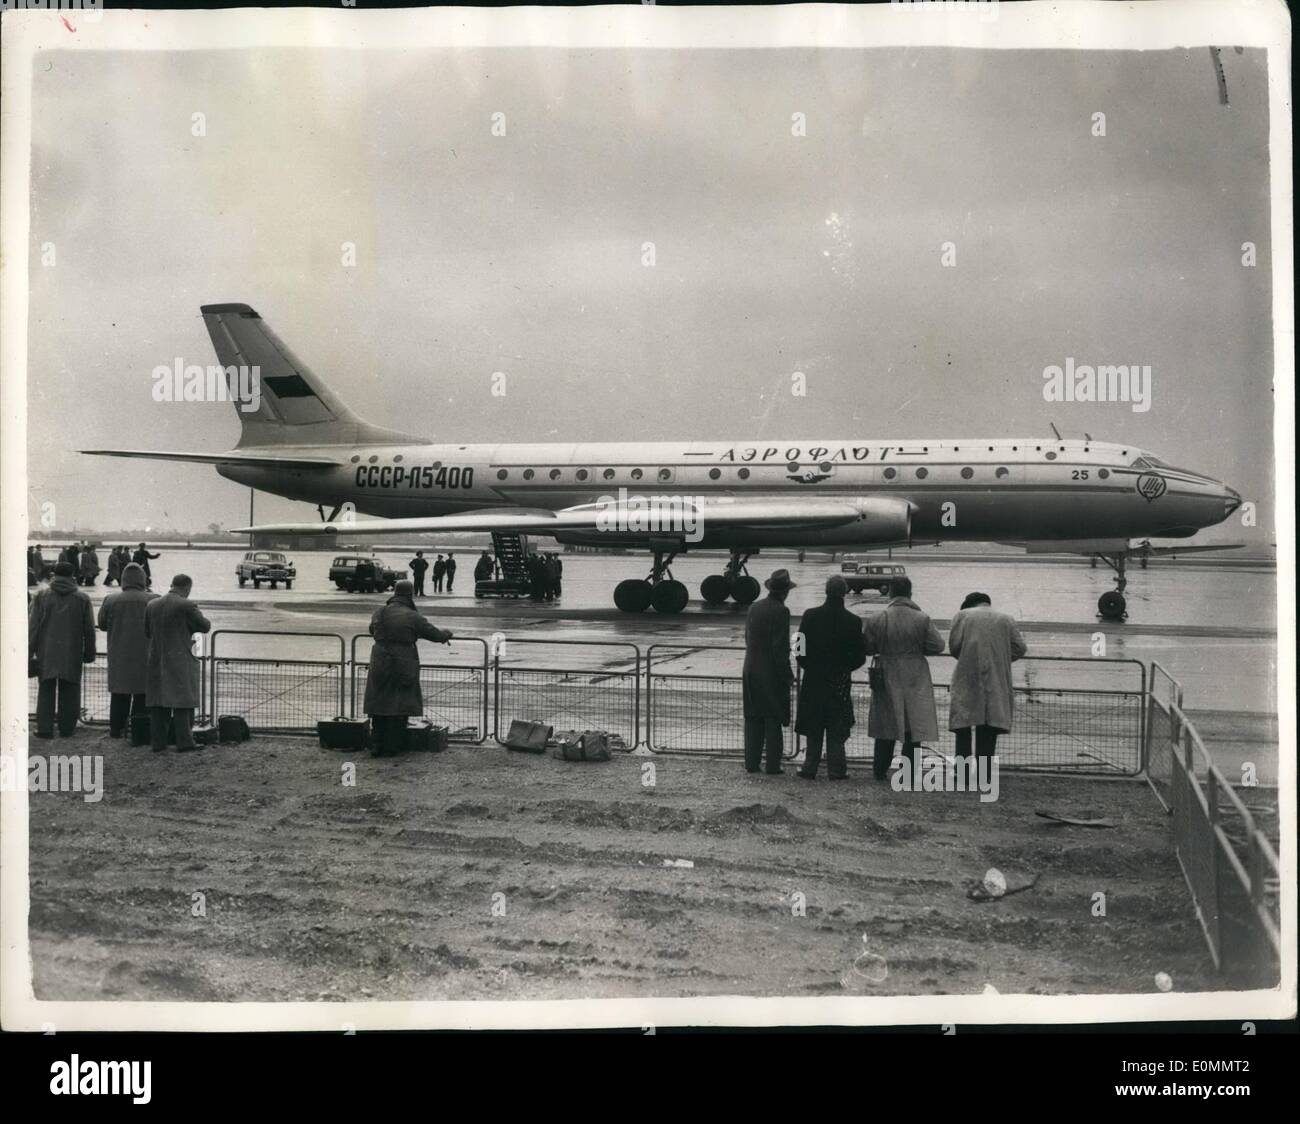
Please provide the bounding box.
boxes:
[494,667,639,748]
[351,661,488,742]
[646,673,797,756]
[210,658,344,734]
[28,655,111,726]
[1170,727,1222,970]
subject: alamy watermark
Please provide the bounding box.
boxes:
[2,753,104,803]
[593,488,706,543]
[1041,357,1152,413]
[891,753,1000,802]
[151,359,262,413]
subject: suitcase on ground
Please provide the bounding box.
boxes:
[504,719,552,753]
[406,719,449,753]
[552,729,612,763]
[317,716,369,750]
[218,715,251,743]
[191,722,220,746]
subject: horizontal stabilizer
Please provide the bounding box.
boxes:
[80,449,341,469]
[236,496,912,538]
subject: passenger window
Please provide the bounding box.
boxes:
[658,468,672,482]
[960,467,973,479]
[603,468,616,480]
[549,469,562,480]
[738,467,750,479]
[576,469,589,481]
[915,467,928,479]
[496,469,508,480]
[523,469,535,480]
[996,466,1009,478]
[709,468,721,480]
[883,467,897,480]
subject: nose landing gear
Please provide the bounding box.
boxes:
[613,549,688,614]
[700,549,760,606]
[1094,551,1129,621]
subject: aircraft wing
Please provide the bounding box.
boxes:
[236,495,912,537]
[81,449,342,469]
[1011,539,1244,556]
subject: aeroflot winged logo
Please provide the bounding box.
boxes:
[1135,473,1167,502]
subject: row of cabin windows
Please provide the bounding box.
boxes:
[489,465,1115,482]
[349,446,1128,468]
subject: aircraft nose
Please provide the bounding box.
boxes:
[1222,485,1242,519]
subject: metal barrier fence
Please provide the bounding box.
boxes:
[27,653,112,726]
[209,630,345,735]
[645,645,797,757]
[349,634,490,743]
[645,646,1146,773]
[1145,661,1183,811]
[492,637,640,749]
[1166,702,1280,985]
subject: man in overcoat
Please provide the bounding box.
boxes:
[98,563,159,737]
[947,592,1028,761]
[796,574,867,780]
[742,568,796,775]
[363,580,454,757]
[144,574,211,752]
[862,577,944,780]
[28,561,96,737]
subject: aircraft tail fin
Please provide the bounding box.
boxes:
[199,303,426,448]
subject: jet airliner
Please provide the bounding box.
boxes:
[82,304,1243,618]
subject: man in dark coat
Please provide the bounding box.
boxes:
[742,568,796,774]
[63,542,80,573]
[474,551,494,582]
[444,552,457,592]
[98,563,158,737]
[431,554,446,593]
[78,545,101,587]
[104,546,123,587]
[796,574,867,780]
[409,551,429,596]
[862,577,944,780]
[144,574,211,752]
[28,562,96,737]
[133,543,161,588]
[363,580,453,756]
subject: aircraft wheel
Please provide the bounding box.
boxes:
[651,580,689,614]
[700,575,731,604]
[614,579,653,613]
[1098,591,1127,620]
[730,575,760,604]
[238,577,246,587]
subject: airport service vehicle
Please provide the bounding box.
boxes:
[328,553,399,592]
[845,563,907,596]
[236,550,296,589]
[839,555,862,574]
[83,303,1244,621]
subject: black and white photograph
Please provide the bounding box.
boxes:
[1,0,1293,1045]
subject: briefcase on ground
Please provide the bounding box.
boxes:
[406,719,449,753]
[504,719,552,753]
[317,717,369,750]
[192,723,220,746]
[217,715,251,744]
[552,729,612,763]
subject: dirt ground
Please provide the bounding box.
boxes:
[25,727,1222,1003]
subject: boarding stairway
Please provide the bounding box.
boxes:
[490,532,531,581]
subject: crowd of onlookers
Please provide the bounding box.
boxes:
[744,569,1027,781]
[28,553,210,751]
[28,543,160,589]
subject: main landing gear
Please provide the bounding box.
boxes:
[614,549,689,614]
[1094,551,1129,622]
[700,549,760,607]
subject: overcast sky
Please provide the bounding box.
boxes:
[25,45,1274,541]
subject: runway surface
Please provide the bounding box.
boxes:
[60,548,1279,724]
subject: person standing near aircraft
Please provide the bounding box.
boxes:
[947,592,1028,764]
[474,550,494,583]
[409,551,429,597]
[144,574,211,752]
[104,546,123,587]
[28,561,97,738]
[432,554,446,593]
[742,569,796,775]
[796,575,867,780]
[363,579,453,757]
[862,577,944,781]
[133,542,161,589]
[98,563,158,737]
[78,544,101,587]
[444,552,456,593]
[63,542,81,574]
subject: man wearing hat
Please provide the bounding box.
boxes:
[363,579,454,757]
[742,568,797,774]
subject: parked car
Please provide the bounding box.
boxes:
[328,553,399,592]
[236,550,296,589]
[839,555,862,575]
[844,562,907,596]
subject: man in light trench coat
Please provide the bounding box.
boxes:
[947,591,1028,762]
[862,577,944,780]
[144,574,211,752]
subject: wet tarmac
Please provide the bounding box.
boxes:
[52,547,1279,721]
